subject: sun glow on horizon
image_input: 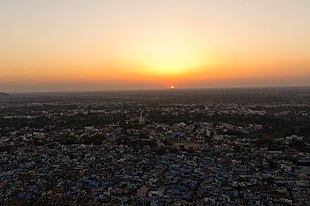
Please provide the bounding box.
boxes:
[142,48,204,75]
[127,32,207,76]
[1,1,310,92]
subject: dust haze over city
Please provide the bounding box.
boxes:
[1,1,310,205]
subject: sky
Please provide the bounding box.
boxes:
[0,0,310,92]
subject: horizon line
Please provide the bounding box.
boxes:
[4,85,310,95]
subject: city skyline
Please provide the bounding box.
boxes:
[1,0,310,92]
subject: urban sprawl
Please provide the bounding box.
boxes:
[0,90,309,205]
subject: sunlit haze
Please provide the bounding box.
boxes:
[1,0,310,92]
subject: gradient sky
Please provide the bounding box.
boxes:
[1,0,310,92]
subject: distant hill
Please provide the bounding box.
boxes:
[0,92,9,97]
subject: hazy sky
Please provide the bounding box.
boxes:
[1,0,310,92]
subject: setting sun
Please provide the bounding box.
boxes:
[170,85,175,89]
[0,1,310,92]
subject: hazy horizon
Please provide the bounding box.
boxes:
[1,0,310,92]
[2,85,309,96]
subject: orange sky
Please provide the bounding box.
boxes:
[0,0,310,92]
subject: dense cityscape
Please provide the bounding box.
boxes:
[0,88,309,205]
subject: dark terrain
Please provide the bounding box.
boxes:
[0,87,309,205]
